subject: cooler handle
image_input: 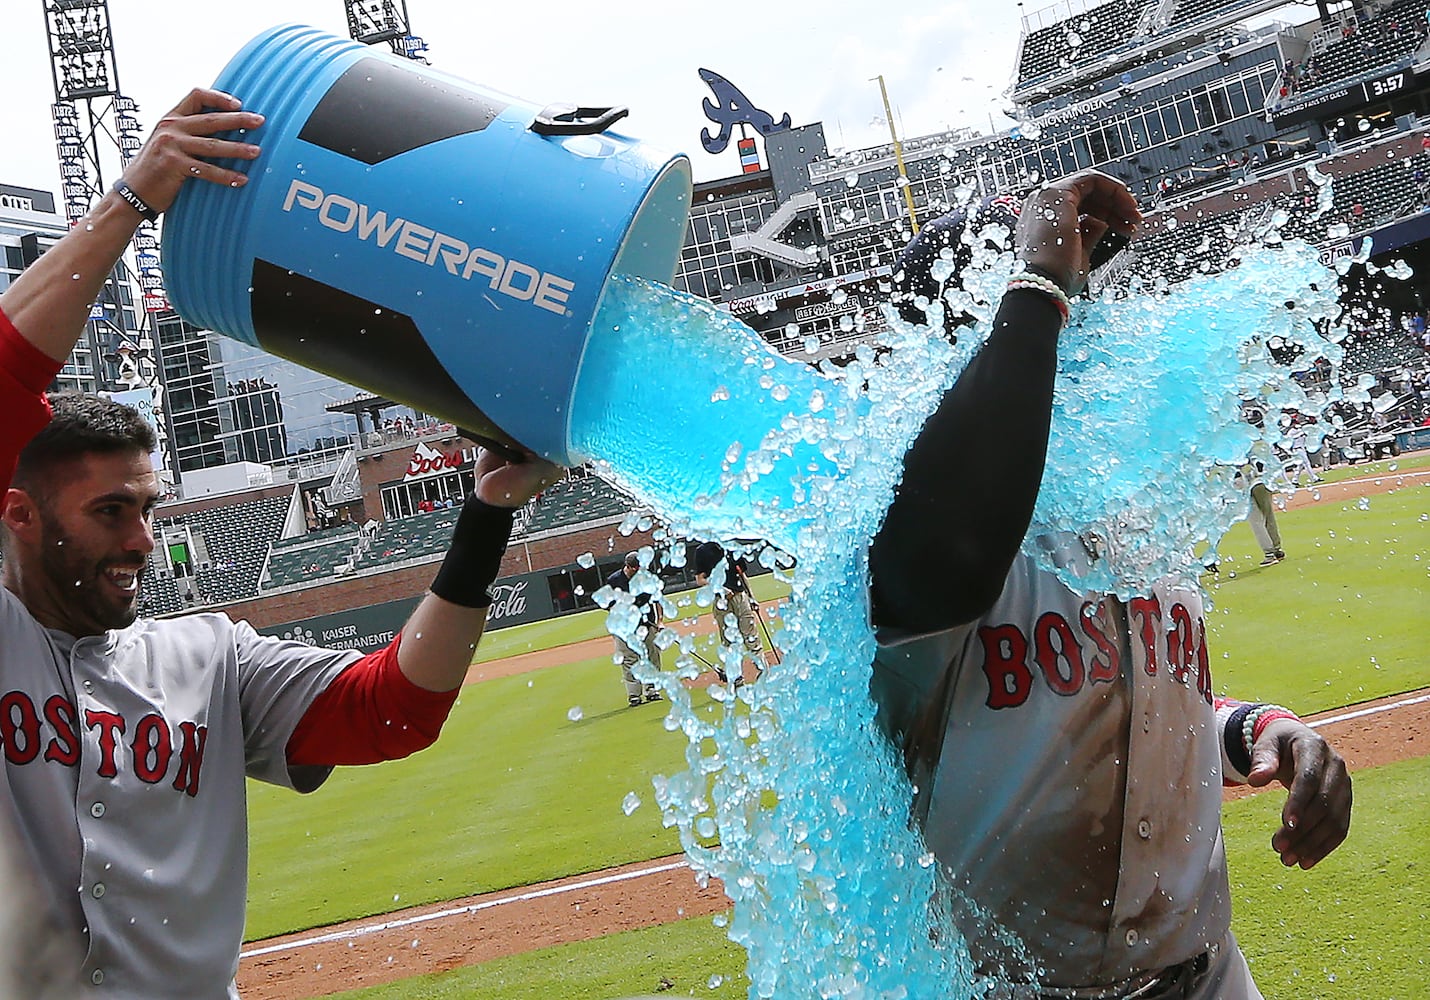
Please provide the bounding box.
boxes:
[530,104,630,136]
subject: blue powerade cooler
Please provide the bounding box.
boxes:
[162,24,693,464]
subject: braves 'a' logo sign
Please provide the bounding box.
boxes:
[699,68,791,155]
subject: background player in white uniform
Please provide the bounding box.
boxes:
[866,175,1352,997]
[0,89,558,998]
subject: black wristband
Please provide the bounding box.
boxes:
[430,497,515,608]
[112,180,159,223]
[1224,703,1256,778]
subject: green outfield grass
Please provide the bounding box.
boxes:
[327,756,1430,1000]
[246,653,703,940]
[327,915,749,1000]
[245,457,1426,957]
[247,572,790,941]
[1204,485,1429,713]
[1226,755,1430,1000]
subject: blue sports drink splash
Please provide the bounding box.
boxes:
[576,242,1345,998]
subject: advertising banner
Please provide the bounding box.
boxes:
[261,567,557,652]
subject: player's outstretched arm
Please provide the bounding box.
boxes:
[0,88,262,364]
[870,172,1140,635]
[1247,717,1352,869]
[398,448,562,691]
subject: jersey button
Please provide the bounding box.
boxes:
[1125,928,1139,947]
[90,802,106,818]
[1137,818,1152,839]
[91,883,106,899]
[90,969,105,985]
[83,680,95,693]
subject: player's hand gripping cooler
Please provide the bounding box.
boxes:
[162,23,692,465]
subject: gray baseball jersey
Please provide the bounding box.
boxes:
[873,546,1233,991]
[0,586,358,998]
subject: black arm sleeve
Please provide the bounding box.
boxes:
[868,287,1063,634]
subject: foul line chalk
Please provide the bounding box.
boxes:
[240,860,692,959]
[1309,692,1430,729]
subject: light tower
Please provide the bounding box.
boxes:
[344,0,430,62]
[42,0,170,473]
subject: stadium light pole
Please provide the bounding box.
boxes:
[343,0,430,62]
[872,74,920,235]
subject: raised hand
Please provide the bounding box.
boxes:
[1016,169,1142,296]
[120,88,265,214]
[471,448,563,509]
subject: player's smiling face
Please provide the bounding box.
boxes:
[26,449,159,636]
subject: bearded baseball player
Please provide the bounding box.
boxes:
[0,89,557,997]
[866,175,1352,997]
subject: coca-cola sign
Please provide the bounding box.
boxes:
[262,568,556,650]
[485,580,530,624]
[404,440,475,482]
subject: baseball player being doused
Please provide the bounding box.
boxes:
[0,89,558,997]
[864,176,1351,997]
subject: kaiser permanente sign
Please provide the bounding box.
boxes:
[261,567,556,653]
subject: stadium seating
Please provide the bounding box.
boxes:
[262,529,362,589]
[521,475,635,535]
[350,506,462,572]
[139,492,291,613]
[1016,2,1145,87]
[1338,327,1426,375]
[1305,0,1428,90]
[1170,0,1273,28]
[137,571,185,618]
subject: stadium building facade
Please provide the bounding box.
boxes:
[691,0,1430,373]
[0,182,145,397]
[152,311,372,481]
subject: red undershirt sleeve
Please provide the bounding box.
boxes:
[0,306,64,493]
[286,632,461,767]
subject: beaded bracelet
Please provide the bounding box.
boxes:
[1242,703,1297,761]
[1007,272,1071,323]
[1252,706,1299,743]
[112,180,159,224]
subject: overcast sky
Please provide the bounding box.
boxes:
[1,0,1031,200]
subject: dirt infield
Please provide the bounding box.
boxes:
[238,468,1429,999]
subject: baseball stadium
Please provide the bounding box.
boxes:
[1,0,1428,997]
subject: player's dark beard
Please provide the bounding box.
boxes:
[38,513,145,634]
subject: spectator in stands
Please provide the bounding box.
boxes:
[601,552,663,707]
[693,541,766,686]
[0,86,561,997]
